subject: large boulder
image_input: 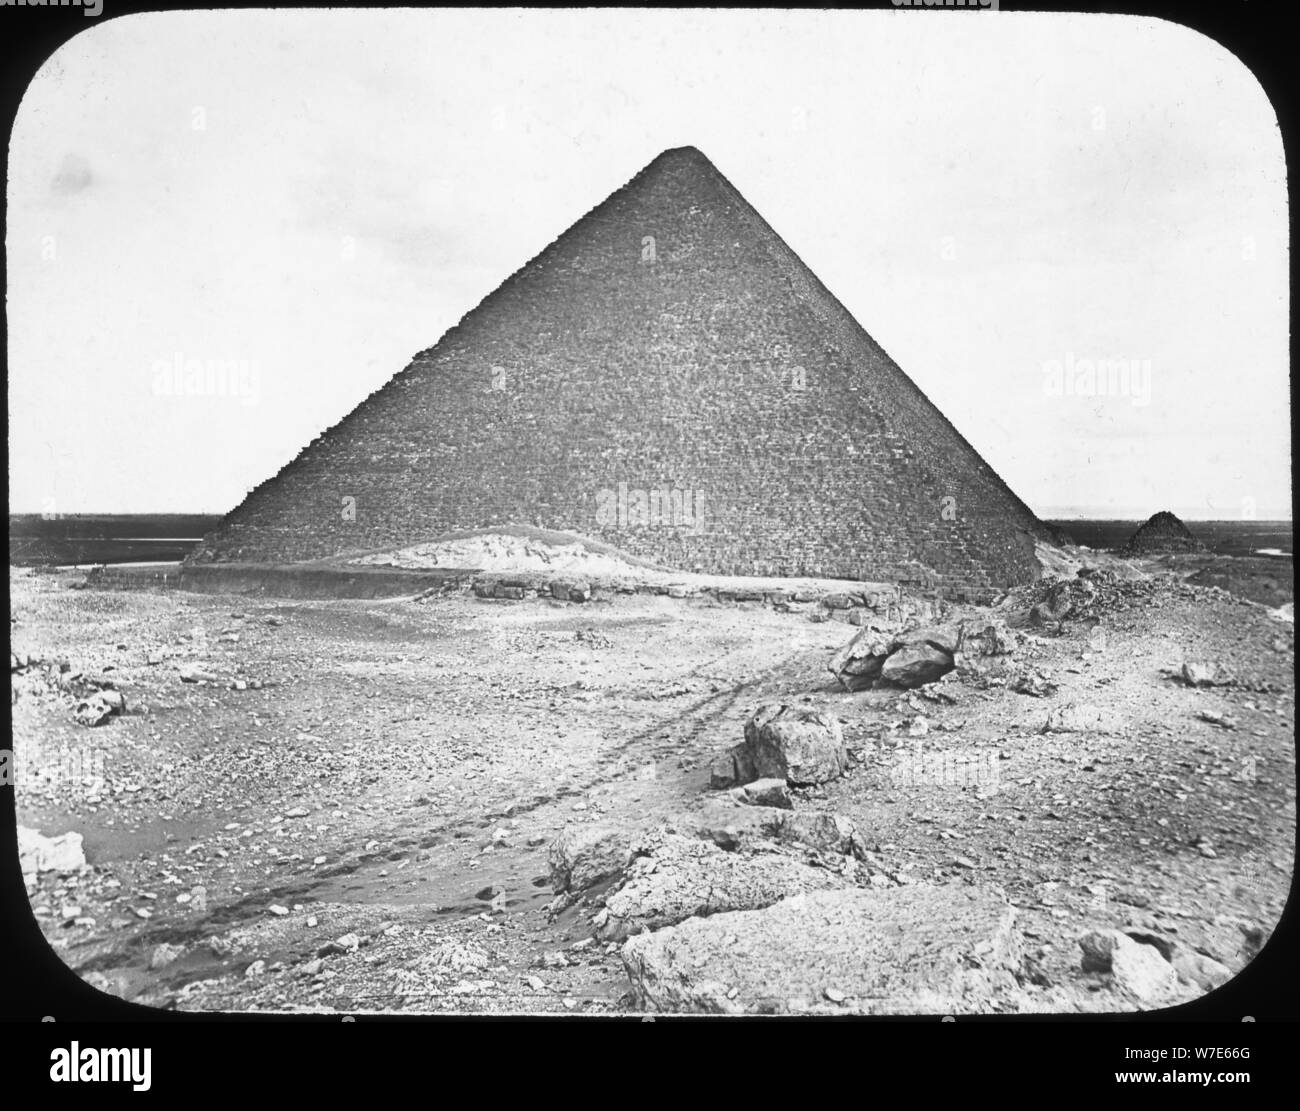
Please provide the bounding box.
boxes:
[18,827,86,877]
[687,799,859,855]
[712,705,849,788]
[709,744,757,790]
[958,618,1017,657]
[828,624,960,691]
[880,643,954,688]
[1122,930,1232,994]
[547,824,636,893]
[1180,661,1220,688]
[895,624,962,655]
[745,704,848,784]
[622,885,1027,1014]
[599,834,847,941]
[827,629,893,692]
[73,694,118,727]
[1078,929,1180,1006]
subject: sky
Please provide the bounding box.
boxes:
[6,9,1290,520]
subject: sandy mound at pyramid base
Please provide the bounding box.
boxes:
[346,527,662,579]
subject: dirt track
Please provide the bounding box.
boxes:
[10,560,1295,1014]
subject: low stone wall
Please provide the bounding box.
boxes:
[83,561,950,620]
[86,562,474,599]
[468,572,947,624]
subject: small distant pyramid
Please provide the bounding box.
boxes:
[192,147,1049,595]
[1125,511,1203,554]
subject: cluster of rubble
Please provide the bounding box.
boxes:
[1010,565,1245,625]
[538,698,1034,1013]
[825,617,1017,694]
[464,571,934,624]
[11,652,128,726]
[542,561,1283,1013]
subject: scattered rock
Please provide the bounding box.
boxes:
[1043,703,1126,734]
[1010,672,1057,698]
[574,627,612,649]
[96,688,126,712]
[1181,662,1220,688]
[727,778,793,810]
[149,943,186,970]
[1029,581,1073,631]
[319,932,362,957]
[73,692,121,727]
[424,941,490,975]
[18,828,86,876]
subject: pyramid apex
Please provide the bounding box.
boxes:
[650,145,714,166]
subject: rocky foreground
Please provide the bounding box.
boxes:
[10,548,1294,1014]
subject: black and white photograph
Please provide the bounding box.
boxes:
[5,4,1293,1034]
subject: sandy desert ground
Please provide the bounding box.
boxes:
[10,549,1294,1015]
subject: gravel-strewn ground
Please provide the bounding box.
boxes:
[10,555,1294,1015]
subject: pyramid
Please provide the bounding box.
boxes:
[192,147,1047,596]
[1124,511,1203,554]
